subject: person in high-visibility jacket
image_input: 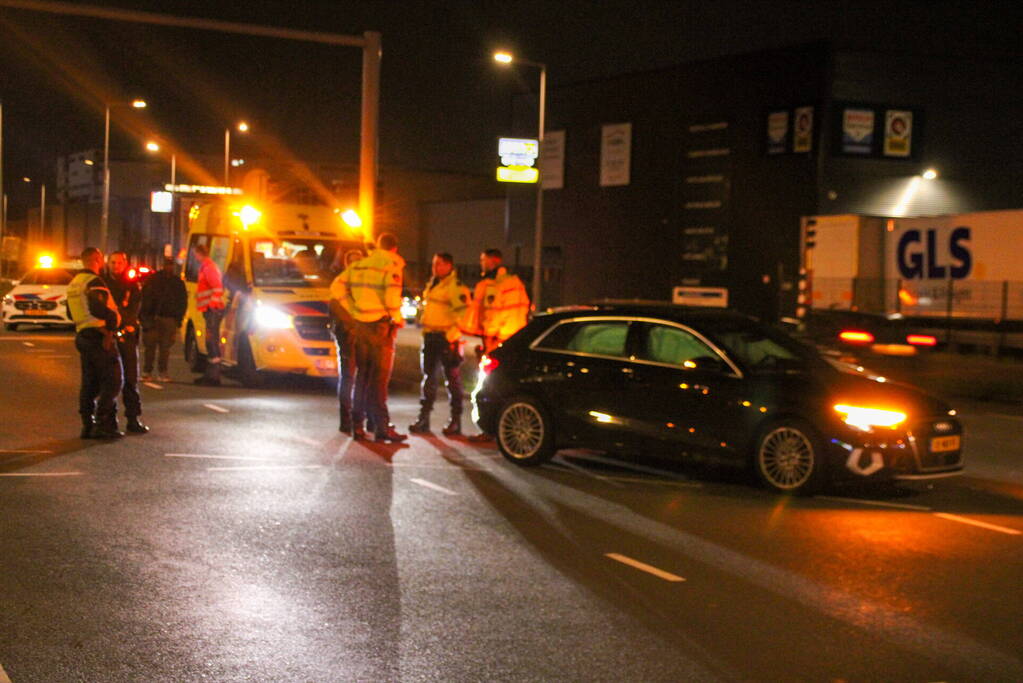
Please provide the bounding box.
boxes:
[332,232,407,442]
[409,252,471,436]
[67,246,124,439]
[193,242,226,386]
[327,246,366,433]
[463,248,530,354]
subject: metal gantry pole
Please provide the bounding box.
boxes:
[100,105,110,252]
[223,128,230,186]
[531,65,546,310]
[0,100,5,271]
[359,30,381,241]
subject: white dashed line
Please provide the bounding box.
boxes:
[605,553,686,582]
[0,449,53,454]
[291,435,321,447]
[0,660,11,683]
[409,477,458,496]
[816,495,931,511]
[22,341,35,347]
[144,382,163,390]
[203,403,229,413]
[165,453,278,462]
[207,464,324,472]
[0,472,83,477]
[933,512,1022,535]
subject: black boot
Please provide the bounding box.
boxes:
[126,417,150,434]
[409,412,431,434]
[80,417,96,439]
[92,422,124,439]
[339,408,352,433]
[442,415,462,436]
[375,426,408,443]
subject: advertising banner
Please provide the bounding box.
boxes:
[766,111,789,155]
[883,110,913,157]
[841,108,875,154]
[541,130,565,190]
[600,123,631,187]
[793,106,813,153]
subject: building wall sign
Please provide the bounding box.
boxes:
[150,191,173,213]
[793,106,814,153]
[842,108,875,154]
[164,183,243,196]
[541,130,565,190]
[766,111,789,155]
[883,110,913,157]
[600,123,632,187]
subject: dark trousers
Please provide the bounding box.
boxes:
[76,329,123,428]
[419,332,463,418]
[202,309,224,380]
[333,321,357,416]
[352,320,396,433]
[143,317,178,374]
[117,333,142,418]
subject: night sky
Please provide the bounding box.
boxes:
[1,0,1020,216]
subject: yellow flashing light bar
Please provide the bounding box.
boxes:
[497,166,539,183]
[37,254,55,269]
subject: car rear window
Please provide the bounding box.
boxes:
[536,320,629,357]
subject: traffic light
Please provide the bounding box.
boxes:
[804,218,817,250]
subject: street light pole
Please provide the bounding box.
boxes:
[223,127,230,185]
[0,100,5,273]
[101,104,110,252]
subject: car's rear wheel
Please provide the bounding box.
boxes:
[496,396,556,466]
[754,419,826,495]
[184,324,206,373]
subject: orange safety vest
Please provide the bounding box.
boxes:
[196,258,225,312]
[463,267,530,343]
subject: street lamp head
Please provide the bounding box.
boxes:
[22,177,31,183]
[131,99,147,109]
[494,52,513,64]
[237,121,250,133]
[145,141,160,152]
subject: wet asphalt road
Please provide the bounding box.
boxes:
[1,327,1022,682]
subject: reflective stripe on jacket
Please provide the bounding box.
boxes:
[333,249,405,323]
[196,258,225,312]
[67,272,121,333]
[463,267,530,342]
[420,272,470,342]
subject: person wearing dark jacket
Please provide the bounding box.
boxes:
[67,247,124,439]
[103,251,148,434]
[140,257,188,382]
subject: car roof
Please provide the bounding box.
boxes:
[538,302,757,327]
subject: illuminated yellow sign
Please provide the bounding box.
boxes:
[496,166,539,183]
[164,183,243,196]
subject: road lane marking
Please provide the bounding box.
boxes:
[409,477,458,496]
[292,435,321,447]
[605,553,686,582]
[21,341,35,347]
[933,512,1022,535]
[144,382,163,389]
[816,495,931,511]
[203,403,229,413]
[165,453,278,462]
[0,472,83,477]
[207,464,324,472]
[0,449,54,454]
[0,660,10,683]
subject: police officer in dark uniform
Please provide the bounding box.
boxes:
[67,247,124,439]
[103,251,149,434]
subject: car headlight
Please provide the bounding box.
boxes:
[833,404,907,431]
[253,305,293,329]
[2,295,12,305]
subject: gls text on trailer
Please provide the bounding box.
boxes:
[801,209,1023,355]
[183,201,366,385]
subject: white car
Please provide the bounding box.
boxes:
[2,266,79,331]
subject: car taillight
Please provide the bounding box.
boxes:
[127,268,138,280]
[480,355,500,374]
[839,330,874,343]
[906,334,937,346]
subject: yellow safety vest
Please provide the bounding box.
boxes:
[334,249,405,323]
[420,272,470,341]
[464,267,530,342]
[67,272,120,333]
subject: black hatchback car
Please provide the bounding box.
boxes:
[471,304,964,494]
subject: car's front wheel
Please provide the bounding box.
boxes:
[754,418,826,495]
[496,396,556,466]
[184,324,207,373]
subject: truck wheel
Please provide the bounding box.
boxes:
[184,325,207,373]
[236,336,263,388]
[753,418,827,495]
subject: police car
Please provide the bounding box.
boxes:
[1,256,81,331]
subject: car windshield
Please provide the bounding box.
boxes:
[707,320,821,372]
[250,238,341,288]
[20,268,76,285]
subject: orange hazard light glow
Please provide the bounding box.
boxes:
[907,334,937,346]
[839,330,875,344]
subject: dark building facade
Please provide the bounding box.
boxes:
[505,42,1023,318]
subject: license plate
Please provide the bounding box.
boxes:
[930,435,960,453]
[25,308,46,316]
